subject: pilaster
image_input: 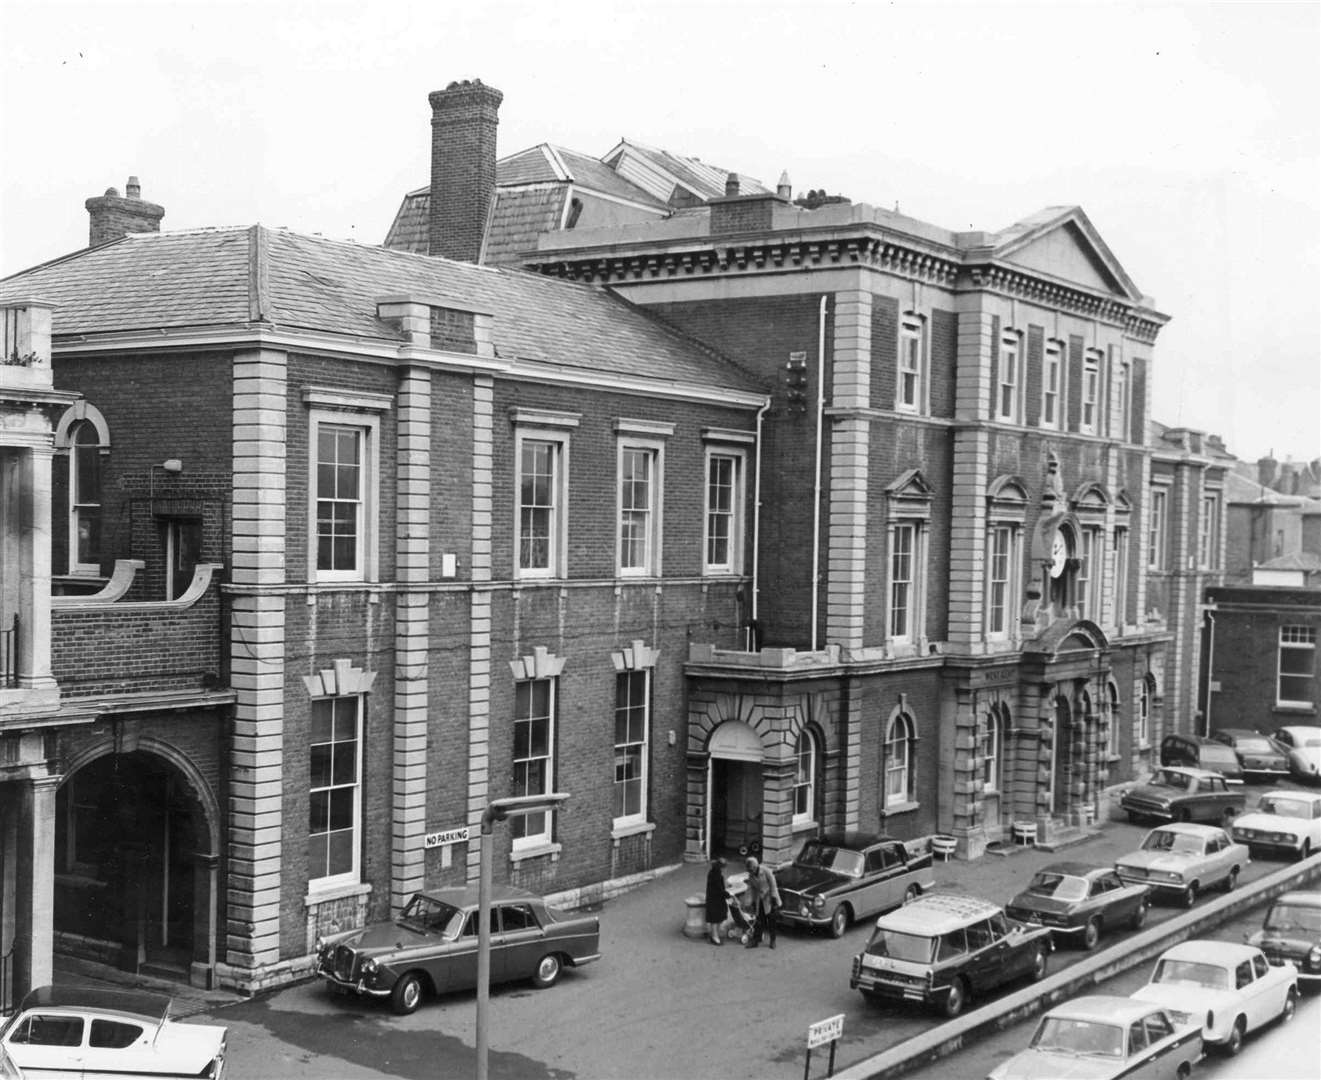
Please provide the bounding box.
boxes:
[13,774,59,998]
[466,376,494,879]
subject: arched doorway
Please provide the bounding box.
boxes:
[707,721,764,859]
[55,747,216,981]
[1051,695,1073,816]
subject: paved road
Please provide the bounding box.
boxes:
[188,797,1319,1080]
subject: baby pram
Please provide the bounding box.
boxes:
[723,876,756,944]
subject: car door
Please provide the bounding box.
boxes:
[1238,953,1283,1030]
[79,1015,153,1079]
[494,902,547,983]
[437,909,486,992]
[2,1012,86,1080]
[963,918,1008,993]
[1135,1010,1184,1080]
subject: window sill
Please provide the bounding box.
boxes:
[610,821,655,842]
[791,818,819,834]
[881,801,920,817]
[1273,704,1317,716]
[304,881,371,908]
[510,842,562,865]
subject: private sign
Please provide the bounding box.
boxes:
[806,1014,844,1049]
[423,827,469,848]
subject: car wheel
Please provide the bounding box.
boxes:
[1082,918,1101,951]
[1175,1063,1192,1080]
[1224,866,1240,893]
[1131,899,1149,931]
[942,977,968,1019]
[532,953,562,989]
[1182,882,1199,908]
[1282,986,1298,1024]
[1029,947,1048,982]
[390,972,424,1015]
[903,884,920,905]
[1126,810,1143,824]
[1175,806,1192,824]
[829,904,850,939]
[1222,1016,1246,1057]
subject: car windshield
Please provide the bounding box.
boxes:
[1030,1017,1124,1058]
[1264,903,1321,934]
[1257,796,1311,819]
[1141,831,1204,854]
[795,841,864,878]
[1232,736,1274,753]
[865,929,934,963]
[1025,872,1088,902]
[399,894,463,934]
[1151,959,1227,990]
[1149,770,1191,791]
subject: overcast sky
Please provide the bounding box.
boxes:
[2,0,1317,464]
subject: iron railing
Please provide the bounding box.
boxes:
[0,614,17,688]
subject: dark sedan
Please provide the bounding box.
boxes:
[1005,862,1150,950]
[1211,728,1291,780]
[775,832,935,937]
[1120,766,1246,825]
[315,885,601,1014]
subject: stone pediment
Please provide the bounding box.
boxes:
[994,208,1142,302]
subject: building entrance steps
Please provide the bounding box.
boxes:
[50,953,241,1019]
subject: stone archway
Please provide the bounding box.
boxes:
[56,737,220,987]
[706,721,765,859]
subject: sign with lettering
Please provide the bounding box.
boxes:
[806,1013,844,1049]
[423,827,469,849]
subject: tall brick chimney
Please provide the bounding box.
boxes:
[428,79,503,263]
[85,175,164,247]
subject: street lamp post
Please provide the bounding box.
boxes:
[476,793,569,1080]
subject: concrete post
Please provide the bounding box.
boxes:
[14,774,59,997]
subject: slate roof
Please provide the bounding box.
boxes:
[483,186,570,265]
[0,227,764,395]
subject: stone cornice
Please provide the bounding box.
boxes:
[967,262,1168,342]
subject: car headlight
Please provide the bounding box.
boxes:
[813,896,826,910]
[1166,1008,1191,1024]
[361,957,378,975]
[1307,946,1321,969]
[315,936,326,953]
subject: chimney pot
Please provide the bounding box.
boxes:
[776,171,792,201]
[126,175,141,199]
[725,173,740,197]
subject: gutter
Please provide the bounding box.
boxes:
[810,294,827,651]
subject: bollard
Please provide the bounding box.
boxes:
[683,894,708,938]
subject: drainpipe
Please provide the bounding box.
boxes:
[1202,610,1215,736]
[810,294,827,652]
[748,398,772,651]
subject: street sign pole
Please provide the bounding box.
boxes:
[804,1013,845,1080]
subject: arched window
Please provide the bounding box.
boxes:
[68,420,103,574]
[884,713,916,808]
[980,706,1008,793]
[792,729,817,825]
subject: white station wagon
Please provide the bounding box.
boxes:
[0,986,227,1080]
[1131,940,1299,1056]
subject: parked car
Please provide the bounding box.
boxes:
[1210,728,1292,780]
[1004,862,1150,950]
[1272,725,1321,782]
[315,884,601,1014]
[0,985,227,1080]
[986,994,1202,1080]
[0,1045,20,1080]
[849,891,1051,1018]
[1247,889,1321,985]
[1231,789,1321,861]
[1158,733,1244,782]
[1115,822,1249,907]
[1131,940,1299,1056]
[1119,766,1246,825]
[775,831,935,937]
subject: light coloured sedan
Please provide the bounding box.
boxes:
[986,994,1201,1080]
[1115,823,1249,907]
[1231,789,1321,860]
[1273,725,1321,782]
[1131,940,1299,1056]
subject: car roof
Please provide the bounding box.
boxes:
[416,884,542,908]
[1149,822,1224,837]
[810,831,895,850]
[875,891,1002,934]
[1151,765,1223,781]
[1036,862,1111,879]
[1216,728,1266,738]
[1259,788,1321,802]
[1157,940,1260,965]
[1274,891,1321,909]
[1047,995,1169,1024]
[17,985,172,1024]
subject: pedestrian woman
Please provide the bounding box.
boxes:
[704,857,730,945]
[743,855,781,949]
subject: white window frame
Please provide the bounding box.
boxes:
[1278,626,1317,708]
[512,678,557,850]
[1198,493,1220,570]
[1077,526,1101,620]
[515,431,570,579]
[792,729,817,826]
[1147,487,1168,570]
[308,405,381,584]
[888,522,926,644]
[1113,528,1129,628]
[1114,358,1131,441]
[1081,350,1102,434]
[979,708,1006,793]
[1041,339,1063,429]
[68,420,103,575]
[884,713,916,809]
[308,694,364,890]
[703,447,746,575]
[616,438,664,578]
[996,331,1020,423]
[613,670,650,828]
[163,518,201,601]
[986,524,1019,640]
[897,313,925,413]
